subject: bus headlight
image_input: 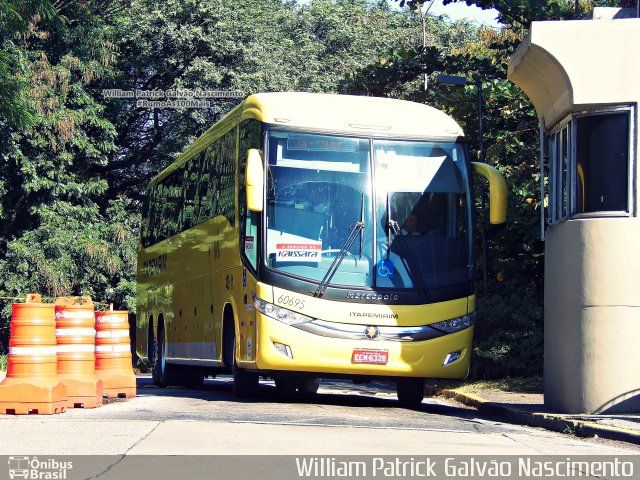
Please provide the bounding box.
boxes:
[430,312,475,334]
[253,294,314,326]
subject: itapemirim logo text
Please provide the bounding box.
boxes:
[8,456,73,480]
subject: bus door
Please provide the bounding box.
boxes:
[240,208,260,364]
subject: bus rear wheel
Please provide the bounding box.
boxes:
[152,327,177,387]
[179,368,204,388]
[396,378,425,408]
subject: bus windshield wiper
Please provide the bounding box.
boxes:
[386,193,428,300]
[358,192,364,259]
[314,219,364,298]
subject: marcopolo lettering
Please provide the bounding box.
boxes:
[346,291,399,301]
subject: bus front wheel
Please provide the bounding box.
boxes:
[232,341,259,398]
[274,377,298,394]
[274,376,320,396]
[298,377,320,394]
[396,378,425,408]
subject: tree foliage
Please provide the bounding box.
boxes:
[100,0,424,199]
[0,1,130,326]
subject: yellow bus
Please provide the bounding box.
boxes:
[136,92,506,406]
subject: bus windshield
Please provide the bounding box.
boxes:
[373,139,473,291]
[265,131,473,291]
[266,131,374,287]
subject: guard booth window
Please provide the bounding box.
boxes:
[547,108,631,226]
[575,113,629,214]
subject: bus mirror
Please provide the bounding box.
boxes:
[246,149,264,212]
[472,162,507,224]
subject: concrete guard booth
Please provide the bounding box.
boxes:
[508,10,640,413]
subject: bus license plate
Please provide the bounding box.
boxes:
[352,350,388,365]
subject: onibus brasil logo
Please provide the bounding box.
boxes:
[8,457,73,479]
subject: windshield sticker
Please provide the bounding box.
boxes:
[287,135,360,152]
[377,258,395,278]
[275,242,322,263]
[245,235,254,252]
[276,158,360,173]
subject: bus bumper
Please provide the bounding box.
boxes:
[254,314,472,379]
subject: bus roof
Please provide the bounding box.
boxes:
[148,92,464,189]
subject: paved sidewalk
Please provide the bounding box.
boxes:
[427,386,640,446]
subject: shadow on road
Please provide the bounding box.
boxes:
[134,375,483,420]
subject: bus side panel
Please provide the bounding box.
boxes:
[167,279,187,359]
[212,269,228,362]
[211,210,242,358]
[202,272,218,360]
[239,267,258,366]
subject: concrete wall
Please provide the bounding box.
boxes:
[509,18,640,127]
[544,218,640,413]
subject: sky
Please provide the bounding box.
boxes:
[421,0,501,28]
[296,1,502,29]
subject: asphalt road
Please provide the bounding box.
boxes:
[0,375,638,457]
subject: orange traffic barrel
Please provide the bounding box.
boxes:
[95,309,136,398]
[0,294,68,414]
[55,297,103,408]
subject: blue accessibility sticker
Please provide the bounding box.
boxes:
[377,258,395,278]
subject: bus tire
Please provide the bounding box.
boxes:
[274,377,298,395]
[298,377,320,395]
[152,326,176,387]
[396,377,425,408]
[181,368,204,388]
[232,340,258,398]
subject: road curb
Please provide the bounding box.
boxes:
[429,387,640,446]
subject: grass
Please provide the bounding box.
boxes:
[426,376,543,394]
[0,354,7,372]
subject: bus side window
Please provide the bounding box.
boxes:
[181,153,201,231]
[196,148,213,224]
[215,129,237,226]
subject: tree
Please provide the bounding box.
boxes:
[0,1,57,130]
[97,0,423,200]
[0,1,132,326]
